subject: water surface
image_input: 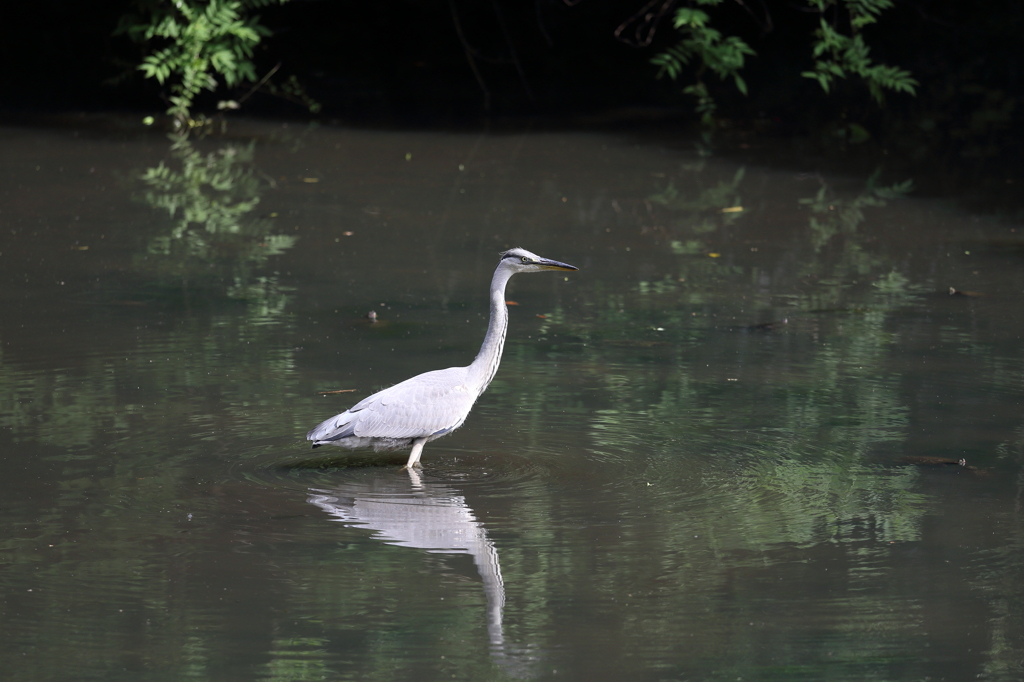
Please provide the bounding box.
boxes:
[2,118,1023,681]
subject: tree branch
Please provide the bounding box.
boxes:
[449,0,492,111]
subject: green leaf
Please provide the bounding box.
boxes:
[673,9,709,29]
[734,74,748,96]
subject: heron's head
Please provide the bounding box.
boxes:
[499,247,578,274]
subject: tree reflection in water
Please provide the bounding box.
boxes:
[136,133,296,316]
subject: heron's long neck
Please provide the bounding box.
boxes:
[468,266,514,393]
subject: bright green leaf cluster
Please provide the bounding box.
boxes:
[801,0,917,103]
[117,0,286,125]
[651,1,755,125]
[652,0,916,124]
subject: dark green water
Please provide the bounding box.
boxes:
[2,118,1023,681]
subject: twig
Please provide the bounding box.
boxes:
[493,0,535,101]
[732,0,773,36]
[614,0,676,48]
[318,389,357,395]
[236,61,282,106]
[536,0,555,46]
[449,0,492,111]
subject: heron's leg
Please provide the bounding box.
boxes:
[401,438,428,470]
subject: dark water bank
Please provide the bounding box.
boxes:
[2,118,1023,680]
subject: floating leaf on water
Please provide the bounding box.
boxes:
[901,456,966,467]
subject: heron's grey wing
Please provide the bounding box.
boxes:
[352,368,477,438]
[307,367,477,442]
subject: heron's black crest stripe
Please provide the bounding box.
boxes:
[499,247,525,260]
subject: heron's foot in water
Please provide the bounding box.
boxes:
[400,462,423,471]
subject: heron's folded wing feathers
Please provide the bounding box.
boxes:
[305,410,357,441]
[307,367,477,443]
[351,368,477,438]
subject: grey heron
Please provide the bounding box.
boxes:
[306,247,578,468]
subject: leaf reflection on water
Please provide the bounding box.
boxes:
[136,133,297,314]
[799,170,914,251]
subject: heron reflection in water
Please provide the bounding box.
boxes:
[307,469,516,657]
[306,248,577,468]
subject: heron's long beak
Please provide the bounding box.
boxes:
[537,257,578,271]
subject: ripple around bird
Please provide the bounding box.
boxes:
[232,437,551,502]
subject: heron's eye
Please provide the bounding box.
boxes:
[521,256,530,263]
